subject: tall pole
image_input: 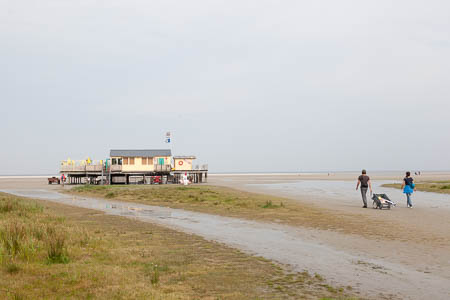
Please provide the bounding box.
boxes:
[165,130,173,165]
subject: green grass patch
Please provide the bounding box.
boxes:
[104,192,116,199]
[260,200,285,209]
[5,262,20,274]
[382,181,450,194]
[69,185,290,213]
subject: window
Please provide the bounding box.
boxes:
[118,158,122,165]
[123,157,128,165]
[148,157,153,165]
[142,157,147,165]
[130,157,135,165]
[112,158,117,165]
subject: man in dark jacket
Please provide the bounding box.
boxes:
[356,169,372,208]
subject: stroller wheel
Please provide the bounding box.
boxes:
[372,201,378,209]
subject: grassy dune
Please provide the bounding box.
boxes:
[0,192,355,300]
[382,181,450,194]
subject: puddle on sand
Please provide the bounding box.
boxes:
[2,188,449,300]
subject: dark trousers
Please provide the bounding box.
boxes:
[361,187,368,207]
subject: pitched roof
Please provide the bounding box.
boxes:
[110,149,172,157]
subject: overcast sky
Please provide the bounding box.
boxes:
[1,0,450,174]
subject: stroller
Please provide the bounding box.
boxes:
[372,193,396,210]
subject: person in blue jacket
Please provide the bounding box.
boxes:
[401,171,416,208]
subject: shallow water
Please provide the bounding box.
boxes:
[247,180,450,209]
[2,188,449,300]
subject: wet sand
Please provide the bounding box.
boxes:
[209,173,450,299]
[1,175,450,299]
[210,172,450,235]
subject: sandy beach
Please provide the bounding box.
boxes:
[1,174,450,299]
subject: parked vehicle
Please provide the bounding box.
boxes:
[48,177,60,184]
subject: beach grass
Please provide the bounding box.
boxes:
[382,180,450,194]
[0,192,355,299]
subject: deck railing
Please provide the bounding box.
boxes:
[61,164,103,172]
[155,165,171,172]
[60,165,87,172]
[61,164,200,173]
[86,165,102,172]
[110,165,122,172]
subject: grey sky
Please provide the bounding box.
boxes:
[1,0,450,174]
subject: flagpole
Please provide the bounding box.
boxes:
[165,131,173,168]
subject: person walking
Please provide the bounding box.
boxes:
[356,169,372,208]
[401,171,416,208]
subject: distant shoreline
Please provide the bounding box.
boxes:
[2,170,450,179]
[209,170,450,176]
[0,175,53,179]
